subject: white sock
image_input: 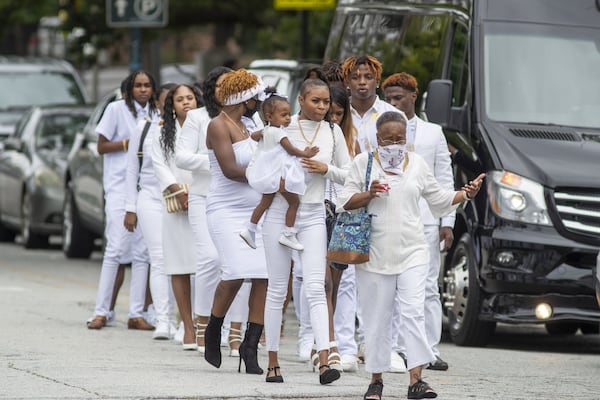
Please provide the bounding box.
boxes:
[248,222,257,232]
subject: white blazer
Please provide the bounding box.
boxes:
[411,116,456,227]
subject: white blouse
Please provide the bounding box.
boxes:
[337,151,459,275]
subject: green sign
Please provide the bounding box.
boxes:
[106,0,168,28]
[274,0,336,10]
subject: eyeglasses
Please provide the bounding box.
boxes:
[378,139,406,146]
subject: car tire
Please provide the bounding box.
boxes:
[544,321,579,335]
[62,184,94,259]
[443,233,496,347]
[21,191,49,249]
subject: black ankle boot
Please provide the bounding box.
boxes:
[238,322,264,374]
[204,314,224,368]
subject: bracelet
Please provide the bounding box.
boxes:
[122,139,127,152]
[164,188,186,198]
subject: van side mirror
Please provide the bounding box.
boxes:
[425,79,453,128]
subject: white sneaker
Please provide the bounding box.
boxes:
[340,354,359,372]
[239,229,257,249]
[389,351,407,373]
[278,233,304,251]
[152,321,171,340]
[173,322,184,344]
[297,339,313,362]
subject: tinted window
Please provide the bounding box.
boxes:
[448,22,469,106]
[0,71,86,109]
[326,10,450,107]
[36,113,89,151]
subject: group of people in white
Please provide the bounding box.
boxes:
[85,55,484,400]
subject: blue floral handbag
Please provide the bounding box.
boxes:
[326,152,374,265]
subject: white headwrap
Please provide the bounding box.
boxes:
[223,74,267,106]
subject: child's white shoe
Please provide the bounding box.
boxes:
[239,229,257,249]
[278,233,304,251]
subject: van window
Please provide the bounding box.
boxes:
[484,22,600,128]
[448,22,469,106]
[326,10,450,106]
[0,71,86,109]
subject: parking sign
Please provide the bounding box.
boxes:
[106,0,168,28]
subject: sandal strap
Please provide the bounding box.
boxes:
[364,379,384,400]
[408,379,435,397]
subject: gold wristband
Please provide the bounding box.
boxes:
[122,140,127,152]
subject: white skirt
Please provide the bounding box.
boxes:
[162,210,196,275]
[247,146,306,195]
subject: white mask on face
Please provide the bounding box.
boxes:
[377,144,406,174]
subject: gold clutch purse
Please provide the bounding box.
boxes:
[163,184,189,213]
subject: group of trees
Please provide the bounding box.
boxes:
[0,0,333,66]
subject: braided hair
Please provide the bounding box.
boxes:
[124,70,158,119]
[160,84,202,161]
[202,66,232,118]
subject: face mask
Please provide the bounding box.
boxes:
[377,144,406,171]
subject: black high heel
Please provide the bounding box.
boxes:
[265,366,284,383]
[204,314,224,368]
[238,322,264,374]
[319,364,341,385]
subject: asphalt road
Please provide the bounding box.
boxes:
[1,241,599,399]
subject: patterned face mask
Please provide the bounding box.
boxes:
[377,144,406,175]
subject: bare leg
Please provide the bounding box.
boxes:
[248,278,267,324]
[280,191,300,228]
[229,321,242,352]
[171,274,194,344]
[143,268,152,311]
[250,193,275,224]
[211,279,244,317]
[109,264,126,311]
[409,366,423,385]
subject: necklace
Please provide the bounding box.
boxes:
[297,119,321,146]
[221,111,249,138]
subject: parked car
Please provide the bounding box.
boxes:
[326,0,600,345]
[62,89,121,258]
[0,105,92,247]
[596,251,600,308]
[247,59,319,115]
[0,56,89,140]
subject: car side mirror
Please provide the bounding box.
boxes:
[425,79,453,128]
[3,136,22,152]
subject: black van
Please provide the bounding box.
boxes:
[325,0,600,346]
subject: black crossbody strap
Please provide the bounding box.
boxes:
[137,121,152,172]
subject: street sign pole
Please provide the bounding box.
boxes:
[129,27,142,72]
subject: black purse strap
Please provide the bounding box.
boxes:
[137,120,152,172]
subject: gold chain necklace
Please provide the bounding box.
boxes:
[221,111,249,138]
[297,119,321,146]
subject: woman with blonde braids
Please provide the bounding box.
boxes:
[203,69,268,375]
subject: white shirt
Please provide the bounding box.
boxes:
[285,116,352,204]
[152,122,193,192]
[349,97,403,152]
[174,107,212,196]
[96,99,155,195]
[338,152,458,275]
[125,120,162,212]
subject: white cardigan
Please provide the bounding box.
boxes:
[337,151,459,275]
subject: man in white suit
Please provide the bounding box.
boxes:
[382,72,455,371]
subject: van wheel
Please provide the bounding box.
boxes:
[545,321,579,335]
[62,185,94,259]
[21,191,49,249]
[443,233,495,346]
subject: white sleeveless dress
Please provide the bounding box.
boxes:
[206,138,268,280]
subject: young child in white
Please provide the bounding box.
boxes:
[241,94,319,251]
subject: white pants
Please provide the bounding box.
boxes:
[188,194,220,317]
[137,189,175,325]
[263,198,328,352]
[93,192,148,319]
[292,255,315,348]
[334,264,358,356]
[393,225,442,357]
[356,264,434,372]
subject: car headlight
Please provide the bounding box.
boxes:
[487,170,551,225]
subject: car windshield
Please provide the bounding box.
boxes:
[0,71,86,110]
[483,22,600,128]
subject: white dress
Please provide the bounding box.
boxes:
[206,138,268,280]
[151,123,196,275]
[246,125,307,195]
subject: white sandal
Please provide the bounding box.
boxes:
[195,322,207,355]
[310,344,319,372]
[228,327,242,357]
[328,341,343,372]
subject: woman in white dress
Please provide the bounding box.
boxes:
[203,69,268,374]
[262,78,351,385]
[337,111,484,400]
[152,84,202,349]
